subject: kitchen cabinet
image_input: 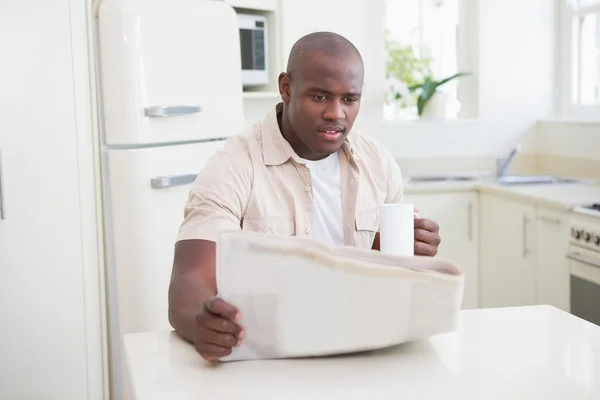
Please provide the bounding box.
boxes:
[480,193,572,311]
[535,208,570,312]
[0,0,104,398]
[404,191,480,309]
[279,0,367,66]
[480,194,537,308]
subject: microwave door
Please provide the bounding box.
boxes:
[238,13,269,87]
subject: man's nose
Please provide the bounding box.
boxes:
[323,100,345,121]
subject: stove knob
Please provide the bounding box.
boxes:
[594,235,600,246]
[584,232,592,242]
[575,230,583,240]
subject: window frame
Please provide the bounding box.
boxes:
[558,0,600,121]
[456,0,480,119]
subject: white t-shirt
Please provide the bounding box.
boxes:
[300,152,345,247]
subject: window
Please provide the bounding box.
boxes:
[560,0,600,119]
[383,0,475,121]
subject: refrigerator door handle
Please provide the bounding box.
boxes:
[150,174,197,189]
[144,105,202,118]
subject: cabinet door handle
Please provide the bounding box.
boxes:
[522,215,530,257]
[539,215,561,225]
[0,150,5,220]
[467,201,473,242]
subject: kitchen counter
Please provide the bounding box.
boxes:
[478,182,600,211]
[124,305,600,399]
[403,179,479,194]
[404,177,600,212]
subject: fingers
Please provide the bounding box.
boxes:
[414,240,437,257]
[415,228,441,246]
[204,297,241,321]
[197,324,240,347]
[194,341,234,361]
[196,300,244,340]
[204,315,244,336]
[195,297,245,362]
[414,218,439,232]
[414,218,441,257]
[194,314,244,362]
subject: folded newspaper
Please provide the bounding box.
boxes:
[216,230,464,362]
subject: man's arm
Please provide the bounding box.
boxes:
[168,239,217,343]
[372,232,381,251]
[167,148,251,346]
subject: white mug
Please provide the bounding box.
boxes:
[378,203,415,256]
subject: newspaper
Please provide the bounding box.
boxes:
[215,231,464,362]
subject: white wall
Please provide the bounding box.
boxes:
[365,0,557,157]
[242,0,558,158]
[537,121,600,160]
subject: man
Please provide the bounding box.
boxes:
[168,32,441,361]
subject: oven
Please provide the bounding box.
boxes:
[568,214,600,326]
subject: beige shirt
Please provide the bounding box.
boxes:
[177,103,404,250]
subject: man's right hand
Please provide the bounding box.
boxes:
[193,296,245,361]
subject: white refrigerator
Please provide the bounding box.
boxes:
[95,0,245,396]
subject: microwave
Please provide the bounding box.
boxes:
[237,13,269,87]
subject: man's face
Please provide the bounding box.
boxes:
[279,51,363,159]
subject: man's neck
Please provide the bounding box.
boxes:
[276,105,330,161]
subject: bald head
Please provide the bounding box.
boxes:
[277,32,364,161]
[286,31,363,78]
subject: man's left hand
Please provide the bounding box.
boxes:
[414,218,441,257]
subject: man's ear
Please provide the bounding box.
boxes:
[278,72,291,103]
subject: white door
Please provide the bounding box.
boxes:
[404,192,479,309]
[535,207,570,312]
[480,194,537,308]
[105,140,226,336]
[0,0,102,398]
[97,0,244,145]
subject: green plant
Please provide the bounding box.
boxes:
[385,29,432,108]
[384,30,470,117]
[384,32,432,88]
[410,72,470,116]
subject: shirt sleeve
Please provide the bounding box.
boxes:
[176,150,251,242]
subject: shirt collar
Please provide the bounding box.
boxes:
[261,103,361,166]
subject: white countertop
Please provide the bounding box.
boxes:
[404,177,600,212]
[479,182,600,210]
[124,305,600,399]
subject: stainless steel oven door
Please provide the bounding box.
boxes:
[568,247,600,326]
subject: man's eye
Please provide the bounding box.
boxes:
[345,97,357,103]
[313,95,326,101]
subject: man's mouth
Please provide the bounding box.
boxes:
[318,126,344,133]
[317,127,344,141]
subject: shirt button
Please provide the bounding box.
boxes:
[305,186,311,192]
[305,228,311,234]
[266,230,273,235]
